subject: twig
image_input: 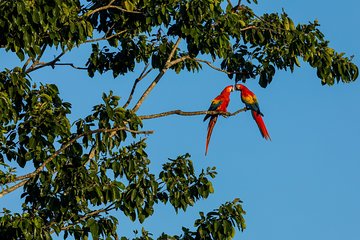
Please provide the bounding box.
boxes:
[22,57,33,72]
[25,51,67,74]
[123,63,153,109]
[22,45,47,72]
[85,0,143,17]
[37,45,47,62]
[227,0,233,8]
[53,63,88,70]
[132,37,182,112]
[84,0,116,16]
[85,30,127,43]
[169,55,191,66]
[240,25,257,31]
[166,37,182,64]
[139,108,247,120]
[100,5,143,14]
[0,127,153,198]
[49,203,116,233]
[194,58,252,75]
[194,58,232,74]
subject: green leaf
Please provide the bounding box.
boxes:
[88,218,99,239]
[16,50,25,61]
[124,1,134,11]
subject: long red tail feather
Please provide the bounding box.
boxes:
[251,110,271,140]
[205,116,218,155]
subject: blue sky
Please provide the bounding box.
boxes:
[1,0,359,239]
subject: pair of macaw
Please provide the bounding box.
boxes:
[204,84,271,155]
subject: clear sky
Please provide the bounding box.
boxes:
[1,0,359,239]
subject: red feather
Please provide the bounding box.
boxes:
[251,110,271,140]
[205,116,218,155]
[204,85,233,155]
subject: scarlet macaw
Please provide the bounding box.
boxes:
[204,85,234,155]
[235,84,271,140]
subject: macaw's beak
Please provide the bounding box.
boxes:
[235,83,241,91]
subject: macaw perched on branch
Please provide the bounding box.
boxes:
[235,84,271,140]
[203,85,234,155]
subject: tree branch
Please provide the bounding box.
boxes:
[53,63,88,70]
[85,30,127,43]
[139,108,247,120]
[22,57,33,73]
[132,37,182,112]
[85,0,143,17]
[0,127,153,198]
[169,55,191,66]
[240,25,257,31]
[22,45,47,72]
[25,51,67,74]
[166,37,182,65]
[100,5,143,14]
[84,0,116,16]
[194,58,232,74]
[0,180,27,198]
[123,63,153,109]
[49,203,116,234]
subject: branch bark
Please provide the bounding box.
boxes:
[85,29,127,43]
[53,63,88,70]
[85,0,143,17]
[25,51,67,74]
[48,203,116,234]
[139,107,247,120]
[132,37,183,112]
[194,58,232,74]
[123,63,153,109]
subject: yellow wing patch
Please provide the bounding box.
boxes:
[242,94,257,104]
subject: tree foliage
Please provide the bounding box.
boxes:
[0,0,358,239]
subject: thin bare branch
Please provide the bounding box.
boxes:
[240,25,257,31]
[0,180,27,198]
[132,71,166,113]
[84,0,116,16]
[53,63,88,70]
[22,45,47,72]
[227,0,233,8]
[139,108,247,120]
[132,37,182,112]
[49,203,116,233]
[22,57,33,72]
[166,37,182,65]
[101,5,143,14]
[85,29,127,43]
[85,0,143,17]
[169,55,191,66]
[25,51,67,74]
[123,63,153,109]
[36,45,47,62]
[194,58,232,74]
[0,127,153,198]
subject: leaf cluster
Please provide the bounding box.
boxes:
[0,0,92,60]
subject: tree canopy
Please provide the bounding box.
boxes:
[0,0,358,239]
